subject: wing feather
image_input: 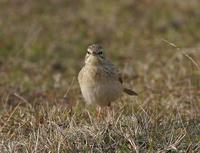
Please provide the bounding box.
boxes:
[103,59,123,84]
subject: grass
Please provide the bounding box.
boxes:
[0,0,200,152]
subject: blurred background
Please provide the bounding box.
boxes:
[0,0,200,105]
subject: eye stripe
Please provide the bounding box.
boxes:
[98,51,103,55]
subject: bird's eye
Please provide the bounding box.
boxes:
[98,51,103,55]
[87,51,91,54]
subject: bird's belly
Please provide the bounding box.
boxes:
[80,82,123,106]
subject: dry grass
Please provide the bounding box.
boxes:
[0,0,200,152]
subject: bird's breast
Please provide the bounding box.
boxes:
[79,65,107,85]
[78,66,123,106]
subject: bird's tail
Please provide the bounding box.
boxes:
[123,88,138,96]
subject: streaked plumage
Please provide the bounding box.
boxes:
[78,44,137,107]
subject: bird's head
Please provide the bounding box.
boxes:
[85,44,105,65]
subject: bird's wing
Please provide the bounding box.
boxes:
[103,59,138,96]
[103,59,123,84]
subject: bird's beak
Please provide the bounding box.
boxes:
[91,52,96,56]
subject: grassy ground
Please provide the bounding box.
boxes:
[0,0,200,152]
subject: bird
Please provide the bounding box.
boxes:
[78,44,137,108]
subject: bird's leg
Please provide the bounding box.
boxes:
[97,106,101,120]
[106,103,113,122]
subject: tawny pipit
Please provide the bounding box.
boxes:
[78,44,137,107]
